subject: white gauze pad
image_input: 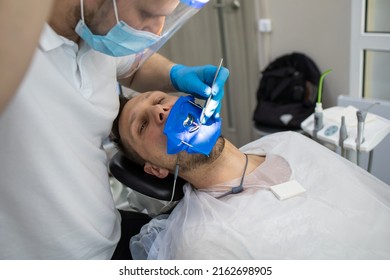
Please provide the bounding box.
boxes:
[270,180,306,200]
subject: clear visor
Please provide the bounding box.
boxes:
[160,0,209,37]
[125,0,209,76]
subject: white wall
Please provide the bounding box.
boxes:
[256,0,352,108]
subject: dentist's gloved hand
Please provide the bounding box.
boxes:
[170,64,229,123]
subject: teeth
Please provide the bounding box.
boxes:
[183,113,200,133]
[183,114,194,127]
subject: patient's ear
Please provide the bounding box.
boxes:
[144,162,170,179]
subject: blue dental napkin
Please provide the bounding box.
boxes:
[163,96,222,156]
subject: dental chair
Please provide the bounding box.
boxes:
[109,150,185,204]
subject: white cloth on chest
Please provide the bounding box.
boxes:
[130,132,390,260]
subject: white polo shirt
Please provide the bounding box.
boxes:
[0,24,135,259]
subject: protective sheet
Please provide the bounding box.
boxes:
[130,131,390,259]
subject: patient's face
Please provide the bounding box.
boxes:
[119,91,179,169]
[119,91,224,174]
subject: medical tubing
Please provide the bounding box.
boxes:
[367,150,374,173]
[356,149,361,167]
[236,153,248,192]
[160,154,180,213]
[317,69,332,103]
[170,156,181,203]
[216,153,248,199]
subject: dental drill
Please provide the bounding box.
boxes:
[355,102,379,172]
[355,109,366,166]
[313,69,332,141]
[355,102,379,170]
[339,116,348,158]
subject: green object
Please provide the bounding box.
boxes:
[317,69,332,103]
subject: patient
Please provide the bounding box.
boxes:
[112,91,390,260]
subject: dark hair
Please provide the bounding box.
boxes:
[110,95,145,166]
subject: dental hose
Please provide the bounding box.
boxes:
[160,153,180,213]
[172,155,180,200]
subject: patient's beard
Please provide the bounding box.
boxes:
[178,136,225,173]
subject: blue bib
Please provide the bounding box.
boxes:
[163,96,221,156]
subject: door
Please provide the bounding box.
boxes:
[159,0,260,147]
[350,0,390,101]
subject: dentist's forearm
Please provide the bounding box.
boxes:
[123,53,177,93]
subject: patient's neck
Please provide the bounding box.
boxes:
[183,140,265,190]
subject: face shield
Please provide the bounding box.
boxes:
[130,0,210,73]
[149,0,209,51]
[76,0,209,64]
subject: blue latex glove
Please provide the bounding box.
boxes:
[170,64,229,122]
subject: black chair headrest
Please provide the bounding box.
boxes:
[109,151,186,201]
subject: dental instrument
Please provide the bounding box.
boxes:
[186,100,203,132]
[301,102,390,175]
[313,69,332,141]
[339,116,348,158]
[199,58,224,124]
[356,102,379,167]
[355,109,366,166]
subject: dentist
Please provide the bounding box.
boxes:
[0,0,229,260]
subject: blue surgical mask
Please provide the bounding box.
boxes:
[75,0,160,57]
[163,96,222,156]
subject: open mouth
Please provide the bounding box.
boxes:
[183,113,200,133]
